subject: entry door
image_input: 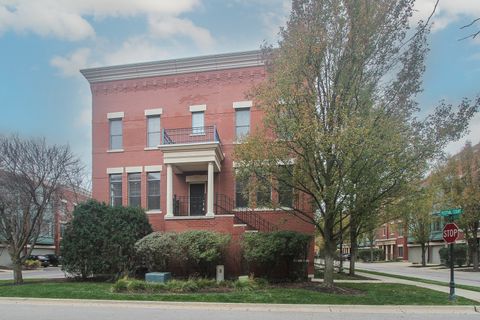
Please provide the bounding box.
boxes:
[190,184,205,216]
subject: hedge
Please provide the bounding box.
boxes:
[439,244,467,267]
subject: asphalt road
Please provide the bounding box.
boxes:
[0,299,478,320]
[0,267,66,281]
[355,261,480,287]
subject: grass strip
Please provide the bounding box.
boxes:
[0,280,475,305]
[357,269,480,293]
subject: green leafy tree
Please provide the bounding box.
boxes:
[235,0,478,287]
[61,200,152,280]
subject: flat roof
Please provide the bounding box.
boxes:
[80,49,264,84]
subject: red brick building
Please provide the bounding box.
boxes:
[81,50,315,277]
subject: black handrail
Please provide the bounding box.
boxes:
[162,125,221,145]
[214,193,278,232]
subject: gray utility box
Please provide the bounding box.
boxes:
[145,272,172,283]
[216,265,224,283]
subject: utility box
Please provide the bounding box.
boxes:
[145,272,171,283]
[216,265,224,282]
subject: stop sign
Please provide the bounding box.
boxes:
[443,223,459,244]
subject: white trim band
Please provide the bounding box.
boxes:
[106,167,124,174]
[145,108,163,116]
[189,104,207,112]
[233,100,252,109]
[145,165,163,172]
[125,166,143,173]
[107,111,124,119]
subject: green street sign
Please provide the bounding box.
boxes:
[438,208,463,217]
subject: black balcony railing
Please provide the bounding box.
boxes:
[162,125,221,145]
[173,195,205,216]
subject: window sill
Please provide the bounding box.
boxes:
[144,147,159,151]
[107,149,124,153]
[164,215,214,220]
[146,210,162,214]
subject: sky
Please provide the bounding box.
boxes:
[0,0,479,181]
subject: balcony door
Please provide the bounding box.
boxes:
[189,183,205,216]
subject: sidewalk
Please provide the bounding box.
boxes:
[0,297,477,314]
[355,271,480,303]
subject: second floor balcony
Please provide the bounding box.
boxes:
[161,125,221,145]
[158,125,224,174]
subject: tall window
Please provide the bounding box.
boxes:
[277,166,293,207]
[235,108,250,140]
[110,174,122,206]
[398,223,404,237]
[128,173,141,207]
[109,118,123,150]
[235,176,249,208]
[147,172,161,210]
[192,111,204,134]
[147,115,161,147]
[398,246,404,258]
[256,178,271,208]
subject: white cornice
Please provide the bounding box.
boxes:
[81,50,264,84]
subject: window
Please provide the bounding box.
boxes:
[256,178,271,208]
[398,223,404,237]
[278,167,293,208]
[60,223,66,238]
[147,172,161,210]
[147,115,161,147]
[109,118,123,150]
[192,111,204,134]
[235,108,250,140]
[128,173,141,207]
[382,226,386,236]
[398,246,404,258]
[235,176,249,208]
[110,174,122,206]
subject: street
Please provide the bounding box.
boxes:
[355,261,480,288]
[0,267,66,281]
[0,299,478,320]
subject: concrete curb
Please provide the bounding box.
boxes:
[0,297,478,314]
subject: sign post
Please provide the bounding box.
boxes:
[443,221,459,301]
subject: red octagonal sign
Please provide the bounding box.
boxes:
[443,223,459,244]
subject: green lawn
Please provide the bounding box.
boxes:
[314,270,372,280]
[357,269,480,293]
[0,280,475,305]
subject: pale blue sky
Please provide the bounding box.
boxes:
[0,0,479,178]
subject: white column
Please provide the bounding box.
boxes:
[206,161,214,217]
[166,164,173,217]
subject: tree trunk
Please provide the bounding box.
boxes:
[13,260,23,285]
[421,243,426,267]
[370,242,374,262]
[323,239,335,288]
[349,228,357,276]
[472,237,479,272]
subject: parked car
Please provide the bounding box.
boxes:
[45,254,60,267]
[340,253,351,261]
[27,255,49,267]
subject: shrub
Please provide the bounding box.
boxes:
[242,230,312,280]
[61,199,152,280]
[23,259,41,269]
[135,232,178,272]
[177,230,231,277]
[111,277,268,293]
[357,248,384,262]
[439,244,468,267]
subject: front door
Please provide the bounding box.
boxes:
[190,183,205,216]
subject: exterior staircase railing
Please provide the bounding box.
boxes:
[214,193,278,232]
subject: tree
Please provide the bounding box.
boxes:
[235,0,478,287]
[61,200,152,280]
[404,185,436,267]
[0,134,84,284]
[435,142,480,271]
